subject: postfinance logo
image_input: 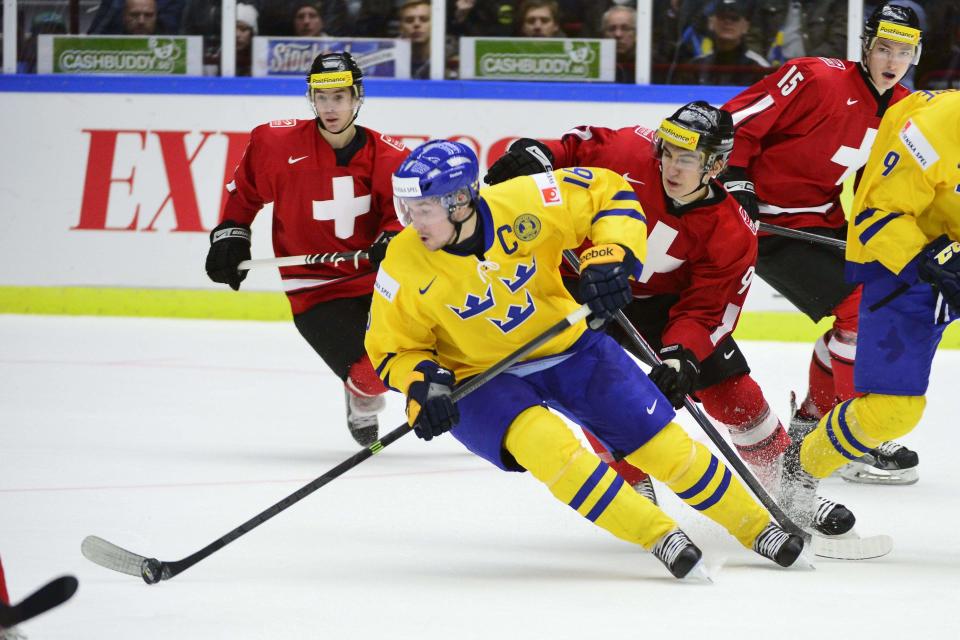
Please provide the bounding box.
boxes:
[657,120,700,151]
[877,21,921,46]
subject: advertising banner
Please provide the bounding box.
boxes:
[252,37,411,79]
[459,37,615,82]
[37,35,203,75]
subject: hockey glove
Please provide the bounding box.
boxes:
[483,138,554,185]
[578,244,636,329]
[205,220,251,291]
[367,230,399,269]
[648,345,700,409]
[406,361,459,441]
[919,234,960,310]
[721,167,760,221]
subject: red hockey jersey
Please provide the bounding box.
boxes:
[223,120,407,315]
[544,126,759,361]
[724,57,908,231]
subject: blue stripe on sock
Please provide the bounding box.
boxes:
[836,401,872,454]
[568,462,607,510]
[675,455,718,500]
[690,467,731,511]
[825,406,861,461]
[586,476,625,522]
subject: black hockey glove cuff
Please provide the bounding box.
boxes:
[483,138,554,185]
[919,234,960,310]
[578,244,636,329]
[721,167,760,221]
[205,220,252,291]
[367,230,399,269]
[406,361,459,441]
[648,345,700,409]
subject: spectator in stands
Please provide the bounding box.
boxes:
[747,0,847,65]
[293,2,327,37]
[236,3,258,76]
[675,0,770,85]
[398,0,431,78]
[448,0,514,37]
[19,11,67,73]
[122,0,159,35]
[602,4,637,83]
[652,0,711,83]
[89,0,184,35]
[518,0,564,37]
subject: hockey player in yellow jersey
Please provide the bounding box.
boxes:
[781,90,960,524]
[365,139,805,579]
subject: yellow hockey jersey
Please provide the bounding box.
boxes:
[847,90,960,283]
[365,167,647,392]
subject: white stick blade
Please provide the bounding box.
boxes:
[81,536,146,577]
[812,534,893,560]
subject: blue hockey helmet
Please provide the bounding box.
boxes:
[392,140,480,226]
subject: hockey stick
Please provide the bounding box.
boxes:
[237,250,370,271]
[0,576,78,629]
[757,222,846,249]
[82,304,592,585]
[561,250,809,542]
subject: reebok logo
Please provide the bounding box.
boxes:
[581,247,614,261]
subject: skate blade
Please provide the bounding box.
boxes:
[812,532,893,560]
[840,466,918,485]
[680,559,713,584]
[790,546,817,570]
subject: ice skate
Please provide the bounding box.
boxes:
[0,627,27,640]
[344,387,385,447]
[633,477,657,505]
[812,495,855,536]
[650,528,708,581]
[752,522,805,567]
[840,440,919,485]
[779,428,819,531]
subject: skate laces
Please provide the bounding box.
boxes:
[875,441,904,457]
[753,523,790,559]
[814,496,839,526]
[653,529,691,567]
[633,478,657,504]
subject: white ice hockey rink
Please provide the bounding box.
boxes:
[1,315,958,639]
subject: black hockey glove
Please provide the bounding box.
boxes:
[406,361,459,441]
[367,230,399,269]
[483,138,554,185]
[578,244,636,329]
[205,220,252,291]
[721,166,760,221]
[648,345,701,409]
[919,234,960,310]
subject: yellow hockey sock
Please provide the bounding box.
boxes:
[800,394,925,478]
[504,406,677,550]
[626,422,769,548]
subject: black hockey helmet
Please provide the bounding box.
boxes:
[306,51,364,132]
[654,100,735,171]
[861,4,923,65]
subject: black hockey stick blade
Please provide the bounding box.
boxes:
[82,305,591,584]
[0,575,78,629]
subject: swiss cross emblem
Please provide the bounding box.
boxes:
[312,176,372,238]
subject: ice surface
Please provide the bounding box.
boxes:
[1,316,958,638]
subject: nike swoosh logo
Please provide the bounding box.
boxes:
[723,350,735,359]
[846,98,858,106]
[288,155,309,164]
[646,399,657,414]
[622,172,645,185]
[419,276,437,295]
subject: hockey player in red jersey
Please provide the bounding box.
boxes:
[204,52,408,446]
[721,3,924,485]
[484,101,854,536]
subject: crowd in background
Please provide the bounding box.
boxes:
[5,0,959,87]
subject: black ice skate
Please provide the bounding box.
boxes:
[651,529,708,580]
[752,522,805,567]
[344,388,384,447]
[812,495,855,536]
[840,440,919,485]
[633,477,658,505]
